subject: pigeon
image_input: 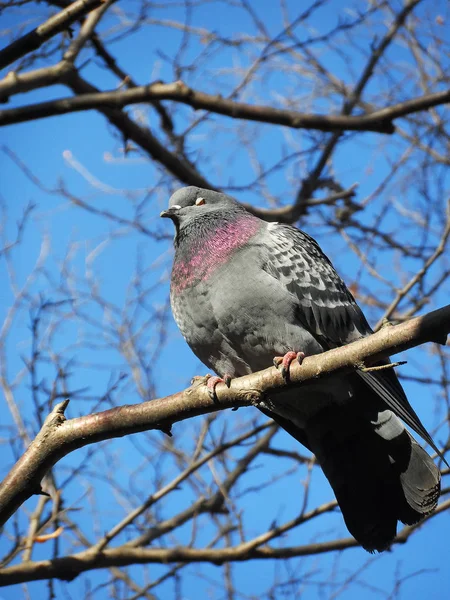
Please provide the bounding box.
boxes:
[161,186,441,552]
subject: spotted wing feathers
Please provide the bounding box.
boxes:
[264,223,444,460]
[264,224,371,347]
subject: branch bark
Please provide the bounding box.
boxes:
[1,79,448,130]
[0,0,107,71]
[0,304,448,530]
[1,498,449,586]
[0,80,391,131]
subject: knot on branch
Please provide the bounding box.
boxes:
[42,399,70,430]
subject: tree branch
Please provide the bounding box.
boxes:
[0,304,448,530]
[1,79,448,131]
[242,184,359,222]
[0,80,395,132]
[1,498,450,585]
[0,0,107,72]
[64,73,214,189]
[290,0,424,221]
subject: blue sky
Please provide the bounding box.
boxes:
[1,1,449,598]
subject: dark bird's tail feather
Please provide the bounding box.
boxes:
[306,404,439,552]
[357,368,446,464]
[263,395,440,552]
[397,435,441,523]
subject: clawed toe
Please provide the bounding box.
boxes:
[206,374,232,400]
[273,351,305,380]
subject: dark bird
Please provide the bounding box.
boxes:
[161,186,441,552]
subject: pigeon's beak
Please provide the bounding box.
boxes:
[160,205,181,220]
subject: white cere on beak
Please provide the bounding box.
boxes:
[171,204,181,209]
[195,197,206,206]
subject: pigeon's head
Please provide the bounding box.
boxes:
[161,187,243,236]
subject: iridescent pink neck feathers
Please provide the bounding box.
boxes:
[172,214,261,292]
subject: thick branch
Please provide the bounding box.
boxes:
[0,80,393,131]
[0,0,106,71]
[1,80,448,130]
[0,304,448,530]
[0,537,358,585]
[1,499,450,585]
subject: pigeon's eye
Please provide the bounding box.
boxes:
[195,197,206,206]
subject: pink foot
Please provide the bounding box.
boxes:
[206,374,232,400]
[273,351,305,380]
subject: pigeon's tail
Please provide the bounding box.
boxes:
[262,399,441,552]
[304,403,440,552]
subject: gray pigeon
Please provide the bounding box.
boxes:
[161,186,441,552]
